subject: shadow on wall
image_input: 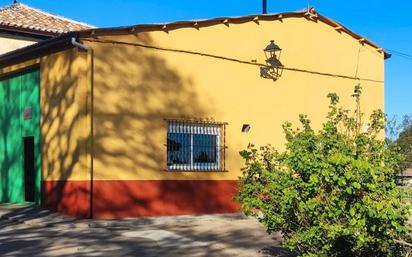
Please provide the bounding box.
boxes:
[40,49,91,218]
[39,33,240,218]
[92,34,207,174]
[91,33,239,218]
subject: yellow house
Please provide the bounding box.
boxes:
[0,8,388,218]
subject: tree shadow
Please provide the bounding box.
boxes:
[90,34,237,218]
[3,31,240,219]
[40,48,91,218]
[259,247,298,257]
[0,205,295,257]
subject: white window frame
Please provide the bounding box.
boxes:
[167,121,222,171]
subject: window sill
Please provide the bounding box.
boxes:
[164,169,228,173]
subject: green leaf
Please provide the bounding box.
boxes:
[310,174,319,183]
[376,202,383,211]
[338,178,346,186]
[353,182,361,189]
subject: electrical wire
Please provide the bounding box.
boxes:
[386,49,412,60]
[82,38,384,83]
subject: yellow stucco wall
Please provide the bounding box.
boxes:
[0,48,91,181]
[0,16,385,183]
[86,16,384,181]
[39,48,91,181]
[0,34,39,55]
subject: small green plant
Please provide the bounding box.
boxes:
[237,85,411,257]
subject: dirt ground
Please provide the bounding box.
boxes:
[0,204,295,257]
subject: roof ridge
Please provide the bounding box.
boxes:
[78,8,388,58]
[0,2,18,13]
[8,2,95,28]
[108,9,308,28]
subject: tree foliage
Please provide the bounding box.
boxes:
[237,85,410,257]
[394,118,412,170]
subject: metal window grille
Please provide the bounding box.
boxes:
[167,120,226,171]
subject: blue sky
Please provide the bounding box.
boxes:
[2,0,411,120]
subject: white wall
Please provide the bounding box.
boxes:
[0,33,40,55]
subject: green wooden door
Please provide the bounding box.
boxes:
[0,68,41,204]
[0,73,23,203]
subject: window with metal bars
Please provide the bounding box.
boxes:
[166,120,226,171]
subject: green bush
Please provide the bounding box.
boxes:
[237,86,410,257]
[386,115,412,171]
[394,120,412,171]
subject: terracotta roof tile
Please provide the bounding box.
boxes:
[0,2,94,35]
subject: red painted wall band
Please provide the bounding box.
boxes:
[42,180,90,218]
[42,180,239,219]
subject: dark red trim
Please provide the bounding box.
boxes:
[42,180,90,218]
[42,180,239,219]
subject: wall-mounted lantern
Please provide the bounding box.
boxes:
[260,40,284,81]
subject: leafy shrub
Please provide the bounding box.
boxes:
[237,86,410,257]
[395,122,412,171]
[386,115,412,171]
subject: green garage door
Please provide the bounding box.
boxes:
[0,68,41,205]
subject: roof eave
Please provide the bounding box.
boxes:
[0,8,390,68]
[77,10,307,37]
[384,52,391,59]
[314,12,390,59]
[0,32,77,69]
[0,25,56,39]
[77,9,389,59]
